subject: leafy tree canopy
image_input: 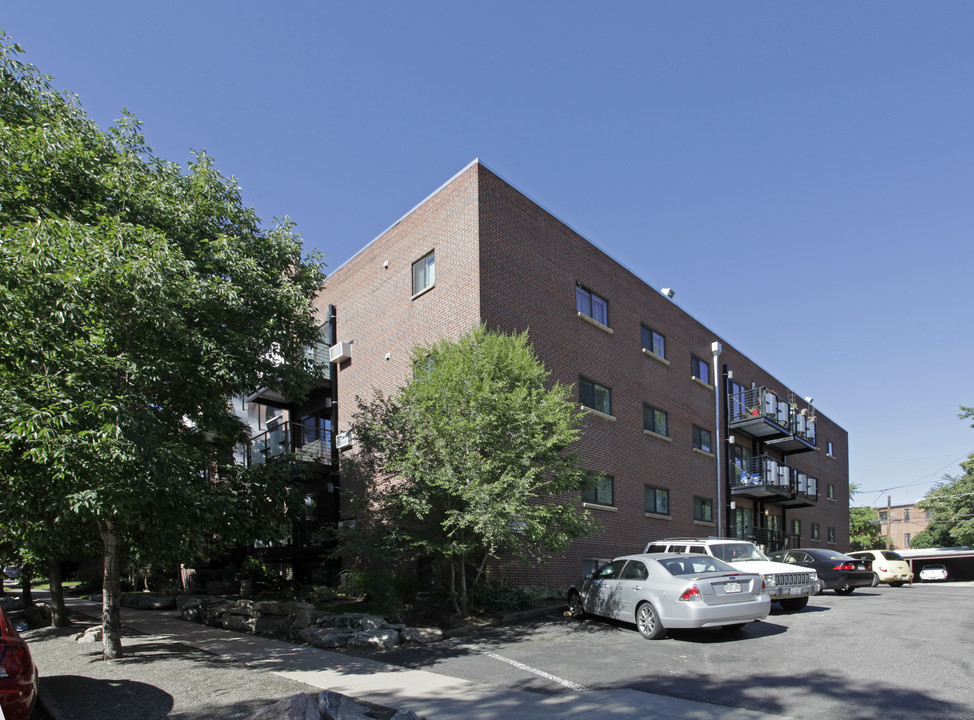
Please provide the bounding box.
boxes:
[0,35,326,656]
[913,406,974,548]
[346,325,593,615]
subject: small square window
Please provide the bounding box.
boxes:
[645,485,669,515]
[412,251,435,295]
[576,284,608,326]
[691,354,710,384]
[582,472,613,506]
[641,325,665,359]
[694,497,713,523]
[643,404,668,436]
[693,425,712,453]
[580,377,611,415]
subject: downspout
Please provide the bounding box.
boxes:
[712,342,723,537]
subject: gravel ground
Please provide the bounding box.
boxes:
[20,610,326,720]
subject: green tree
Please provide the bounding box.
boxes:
[347,325,592,616]
[913,407,974,548]
[848,506,884,552]
[0,36,325,658]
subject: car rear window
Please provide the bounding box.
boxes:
[882,551,905,561]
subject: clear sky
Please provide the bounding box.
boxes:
[4,2,972,509]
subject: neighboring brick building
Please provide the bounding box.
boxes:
[879,503,932,549]
[297,160,850,588]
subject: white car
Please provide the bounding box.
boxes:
[918,564,948,582]
[568,553,770,639]
[644,538,818,611]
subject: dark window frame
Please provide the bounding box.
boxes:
[640,324,666,359]
[691,354,710,384]
[582,471,614,506]
[644,484,670,515]
[412,250,435,295]
[643,403,668,436]
[576,284,609,326]
[692,425,712,453]
[693,496,714,523]
[579,376,612,415]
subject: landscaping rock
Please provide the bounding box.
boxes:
[73,625,103,643]
[401,626,443,644]
[347,629,401,650]
[297,627,354,649]
[246,693,320,720]
[318,690,373,720]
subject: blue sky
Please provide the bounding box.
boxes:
[5,2,972,509]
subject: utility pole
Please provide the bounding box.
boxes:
[886,495,892,550]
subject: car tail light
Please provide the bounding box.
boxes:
[834,563,856,571]
[878,565,888,572]
[678,584,701,601]
[0,641,31,679]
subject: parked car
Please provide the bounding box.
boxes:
[1,566,19,580]
[0,605,39,720]
[643,537,818,611]
[918,564,948,582]
[846,550,914,587]
[568,553,770,639]
[768,548,873,595]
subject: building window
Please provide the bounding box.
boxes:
[904,509,911,522]
[691,354,710,384]
[645,485,670,515]
[692,425,712,453]
[643,404,668,436]
[694,497,713,523]
[811,523,820,540]
[579,377,611,415]
[576,284,608,326]
[878,510,887,522]
[582,472,613,506]
[731,445,752,484]
[412,251,435,295]
[827,483,835,500]
[904,533,911,546]
[827,440,834,457]
[791,519,801,537]
[828,527,836,544]
[641,325,665,359]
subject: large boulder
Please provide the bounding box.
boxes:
[346,629,401,650]
[246,693,319,720]
[297,627,354,649]
[401,626,443,644]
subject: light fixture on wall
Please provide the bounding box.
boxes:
[661,287,675,299]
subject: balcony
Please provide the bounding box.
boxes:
[246,421,333,468]
[765,406,817,454]
[730,455,791,502]
[728,388,791,440]
[247,328,332,408]
[778,470,818,507]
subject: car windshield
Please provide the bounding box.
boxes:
[658,557,735,576]
[711,543,768,562]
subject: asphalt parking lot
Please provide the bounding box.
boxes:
[346,582,974,720]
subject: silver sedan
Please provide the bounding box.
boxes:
[568,553,771,639]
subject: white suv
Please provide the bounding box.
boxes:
[644,538,818,611]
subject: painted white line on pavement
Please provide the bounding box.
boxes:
[476,648,590,692]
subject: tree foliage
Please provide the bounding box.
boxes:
[0,35,326,657]
[913,406,974,548]
[345,326,592,616]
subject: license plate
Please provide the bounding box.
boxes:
[790,587,805,595]
[724,582,742,594]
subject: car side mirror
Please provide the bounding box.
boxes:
[584,573,593,580]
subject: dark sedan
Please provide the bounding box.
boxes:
[768,548,873,595]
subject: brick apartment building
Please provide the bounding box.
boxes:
[878,502,932,549]
[293,160,851,588]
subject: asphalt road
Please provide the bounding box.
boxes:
[344,582,974,720]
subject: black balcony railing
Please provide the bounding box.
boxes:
[247,421,332,467]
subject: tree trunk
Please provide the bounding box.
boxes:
[20,572,34,607]
[448,561,461,616]
[459,561,468,617]
[99,519,123,659]
[46,557,71,627]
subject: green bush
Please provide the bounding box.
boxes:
[469,582,563,614]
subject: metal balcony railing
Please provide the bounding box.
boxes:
[247,421,332,467]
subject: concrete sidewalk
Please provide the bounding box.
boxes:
[35,596,785,720]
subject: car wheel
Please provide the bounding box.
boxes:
[778,596,809,612]
[635,602,665,639]
[835,586,855,595]
[870,572,880,587]
[889,581,904,588]
[567,590,585,619]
